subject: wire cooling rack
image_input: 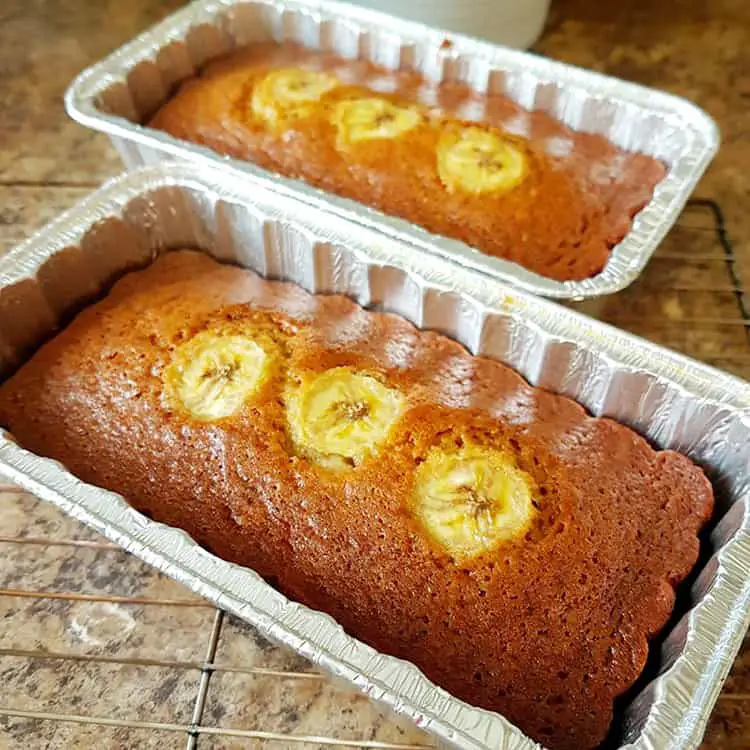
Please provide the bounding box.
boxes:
[0,199,747,750]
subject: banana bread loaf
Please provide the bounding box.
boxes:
[148,43,666,282]
[0,251,713,750]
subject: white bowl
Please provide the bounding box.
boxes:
[345,0,551,48]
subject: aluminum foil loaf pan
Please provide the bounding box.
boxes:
[64,0,719,300]
[1,163,749,750]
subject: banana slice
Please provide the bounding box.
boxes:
[164,331,272,421]
[251,67,339,128]
[413,443,536,560]
[437,126,528,195]
[286,367,404,470]
[332,97,422,146]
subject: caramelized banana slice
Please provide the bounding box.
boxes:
[286,367,404,469]
[165,331,272,421]
[413,443,536,560]
[332,97,422,145]
[437,126,528,195]
[251,67,339,127]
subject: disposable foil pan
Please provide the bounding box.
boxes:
[64,0,719,300]
[1,163,749,750]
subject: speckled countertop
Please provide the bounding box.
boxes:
[0,1,749,748]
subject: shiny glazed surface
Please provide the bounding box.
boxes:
[149,43,666,282]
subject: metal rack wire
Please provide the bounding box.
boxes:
[0,199,747,749]
[569,199,750,381]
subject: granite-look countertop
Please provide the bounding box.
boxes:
[0,0,749,748]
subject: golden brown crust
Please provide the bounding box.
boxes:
[0,251,713,750]
[148,43,667,282]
